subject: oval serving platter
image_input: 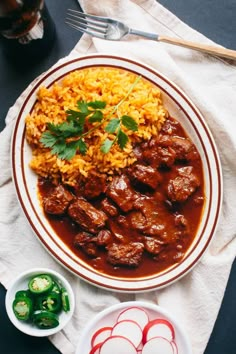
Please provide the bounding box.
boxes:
[11,54,223,292]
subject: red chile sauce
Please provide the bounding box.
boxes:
[38,117,205,279]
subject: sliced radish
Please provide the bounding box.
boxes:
[142,336,174,354]
[117,307,149,331]
[112,319,142,348]
[171,341,178,354]
[89,342,102,354]
[143,319,175,343]
[137,343,143,351]
[99,335,137,354]
[91,326,113,347]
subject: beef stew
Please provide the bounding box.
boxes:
[38,116,205,278]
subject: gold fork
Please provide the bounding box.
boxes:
[66,9,236,60]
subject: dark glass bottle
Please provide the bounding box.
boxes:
[0,0,56,63]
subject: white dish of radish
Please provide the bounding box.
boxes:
[76,301,192,354]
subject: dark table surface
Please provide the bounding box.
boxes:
[0,1,235,353]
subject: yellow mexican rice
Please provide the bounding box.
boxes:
[25,67,168,186]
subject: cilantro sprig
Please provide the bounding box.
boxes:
[101,115,138,153]
[40,76,141,160]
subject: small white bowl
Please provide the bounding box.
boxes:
[76,301,192,353]
[5,267,75,337]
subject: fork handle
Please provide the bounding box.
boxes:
[158,35,236,60]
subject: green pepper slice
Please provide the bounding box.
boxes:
[61,288,70,312]
[12,296,33,321]
[15,290,29,298]
[33,310,59,329]
[28,274,53,294]
[37,292,62,313]
[15,289,34,299]
[51,280,61,295]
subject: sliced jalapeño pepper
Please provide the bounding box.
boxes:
[15,289,33,299]
[37,292,62,313]
[15,290,29,298]
[61,288,70,312]
[12,296,33,321]
[28,274,53,294]
[12,273,71,328]
[33,310,59,329]
[51,280,61,295]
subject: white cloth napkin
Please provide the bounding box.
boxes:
[0,1,236,353]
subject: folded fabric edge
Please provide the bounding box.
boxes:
[49,331,75,354]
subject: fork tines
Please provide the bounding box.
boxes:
[65,9,108,38]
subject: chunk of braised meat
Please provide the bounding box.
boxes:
[74,230,112,255]
[160,118,179,135]
[106,174,139,212]
[140,134,199,168]
[128,211,147,232]
[43,184,74,215]
[145,223,167,237]
[73,231,98,258]
[128,164,162,189]
[96,229,113,246]
[109,218,128,243]
[107,242,144,267]
[133,196,166,237]
[100,198,119,217]
[158,135,199,162]
[68,197,108,233]
[132,144,143,161]
[74,175,107,199]
[141,138,176,168]
[127,209,166,238]
[132,196,156,217]
[155,146,177,167]
[167,166,200,202]
[143,237,164,255]
[83,175,107,199]
[74,231,94,245]
[82,243,98,257]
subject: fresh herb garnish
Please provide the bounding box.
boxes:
[40,76,141,160]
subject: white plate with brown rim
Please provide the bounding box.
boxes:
[11,53,223,292]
